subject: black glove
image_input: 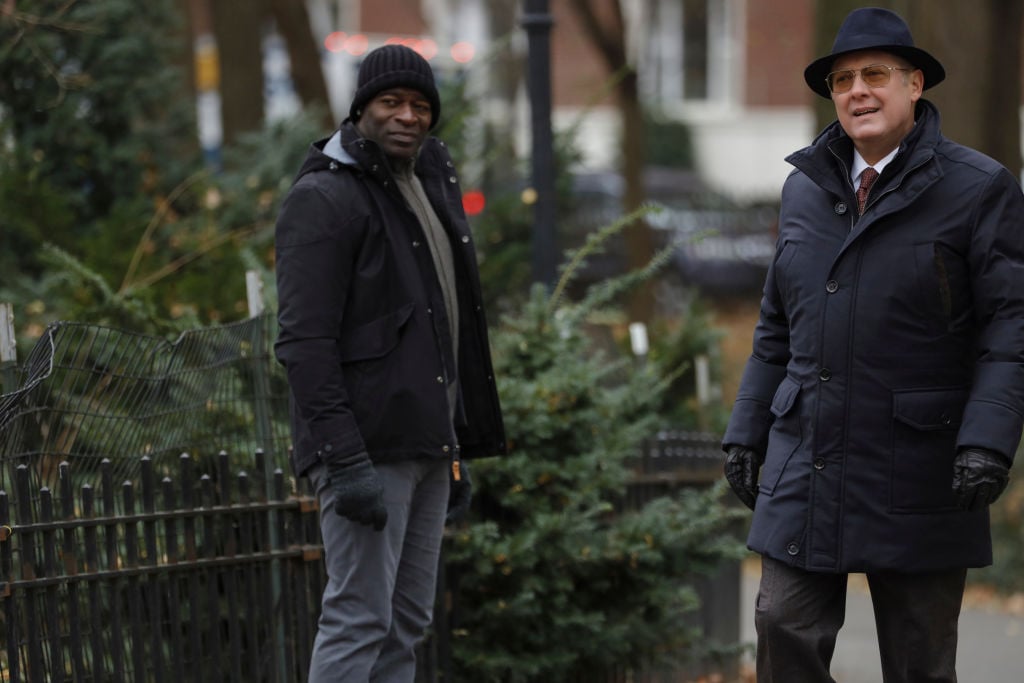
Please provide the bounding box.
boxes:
[952,448,1010,512]
[324,453,388,531]
[446,459,472,525]
[724,445,764,511]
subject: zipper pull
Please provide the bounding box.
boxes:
[452,459,461,482]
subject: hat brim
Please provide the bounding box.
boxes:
[804,46,945,98]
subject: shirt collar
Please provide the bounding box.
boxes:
[851,146,899,185]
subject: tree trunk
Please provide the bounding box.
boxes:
[209,0,268,146]
[172,0,201,159]
[618,69,654,324]
[268,0,334,131]
[568,0,654,324]
[907,0,1022,178]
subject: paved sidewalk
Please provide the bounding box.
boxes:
[739,559,1024,682]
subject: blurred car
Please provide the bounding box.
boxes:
[562,167,777,300]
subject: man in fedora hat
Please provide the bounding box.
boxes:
[275,44,506,681]
[723,7,1024,681]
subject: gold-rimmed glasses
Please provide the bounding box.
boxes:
[825,64,913,94]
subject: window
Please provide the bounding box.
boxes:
[642,0,737,106]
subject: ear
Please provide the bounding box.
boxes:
[909,68,924,100]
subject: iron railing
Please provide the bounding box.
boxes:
[1,452,325,682]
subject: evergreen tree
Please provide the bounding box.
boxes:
[444,283,745,681]
[0,0,195,279]
[0,1,320,345]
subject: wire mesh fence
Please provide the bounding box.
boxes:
[0,314,292,510]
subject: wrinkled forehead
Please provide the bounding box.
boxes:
[831,49,913,71]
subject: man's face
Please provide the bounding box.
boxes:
[830,50,923,162]
[356,87,432,162]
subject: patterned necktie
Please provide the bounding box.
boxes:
[856,167,879,215]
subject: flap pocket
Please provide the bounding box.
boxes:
[339,303,415,363]
[770,376,801,418]
[892,387,968,431]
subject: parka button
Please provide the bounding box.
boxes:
[328,161,339,171]
[449,176,457,183]
[436,376,444,383]
[825,280,839,293]
[819,368,832,381]
[412,240,420,247]
[940,413,951,425]
[834,202,848,215]
[461,235,470,243]
[786,542,800,556]
[442,445,450,453]
[813,458,825,471]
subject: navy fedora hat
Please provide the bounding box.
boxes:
[804,7,945,99]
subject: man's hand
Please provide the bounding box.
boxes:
[952,448,1010,512]
[724,445,764,511]
[446,459,472,525]
[325,453,388,531]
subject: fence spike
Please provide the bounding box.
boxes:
[218,451,230,505]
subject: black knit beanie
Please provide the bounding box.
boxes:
[349,44,441,129]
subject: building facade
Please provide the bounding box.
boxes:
[297,0,815,201]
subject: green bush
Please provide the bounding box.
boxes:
[444,284,745,682]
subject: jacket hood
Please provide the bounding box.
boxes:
[291,121,435,186]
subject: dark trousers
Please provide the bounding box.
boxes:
[755,555,966,683]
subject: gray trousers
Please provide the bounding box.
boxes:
[755,555,966,683]
[307,458,449,683]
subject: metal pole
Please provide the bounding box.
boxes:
[522,0,558,288]
[1,303,17,394]
[244,272,286,682]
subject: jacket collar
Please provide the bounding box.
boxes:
[787,99,942,195]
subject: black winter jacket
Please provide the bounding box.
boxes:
[724,101,1024,572]
[275,122,506,477]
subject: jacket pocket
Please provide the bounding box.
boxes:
[339,303,416,405]
[759,376,803,495]
[889,386,968,513]
[339,303,415,363]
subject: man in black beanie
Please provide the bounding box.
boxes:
[274,44,506,682]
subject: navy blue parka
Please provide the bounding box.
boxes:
[724,100,1024,572]
[275,121,506,478]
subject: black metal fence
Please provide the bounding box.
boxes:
[0,451,325,682]
[0,433,738,683]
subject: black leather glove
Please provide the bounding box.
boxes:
[952,448,1010,512]
[324,452,388,531]
[446,459,472,525]
[724,445,764,511]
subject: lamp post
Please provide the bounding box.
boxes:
[521,0,557,288]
